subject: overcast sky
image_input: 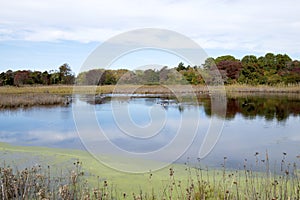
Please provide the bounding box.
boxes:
[0,0,299,73]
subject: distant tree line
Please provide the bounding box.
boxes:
[77,53,300,85]
[1,53,300,86]
[0,63,75,86]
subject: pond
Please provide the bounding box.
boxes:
[1,93,300,169]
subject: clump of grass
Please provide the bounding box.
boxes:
[0,160,117,200]
[188,152,300,200]
[0,94,70,109]
[138,152,300,199]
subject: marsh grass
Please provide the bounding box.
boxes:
[0,94,69,109]
[1,151,299,199]
[0,86,75,94]
[1,84,299,96]
[0,160,115,200]
[1,85,299,109]
[225,83,300,94]
[0,85,204,95]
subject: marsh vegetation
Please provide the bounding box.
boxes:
[1,52,300,199]
[1,151,299,199]
[0,84,298,109]
[0,93,69,109]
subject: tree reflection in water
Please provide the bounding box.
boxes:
[202,93,300,122]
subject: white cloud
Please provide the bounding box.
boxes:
[0,130,77,145]
[0,0,299,56]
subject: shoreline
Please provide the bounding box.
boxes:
[0,142,192,194]
[0,84,299,95]
[0,85,299,108]
[1,142,299,199]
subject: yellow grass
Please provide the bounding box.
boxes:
[225,83,300,93]
[0,93,68,109]
[0,84,299,95]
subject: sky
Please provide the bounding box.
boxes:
[0,0,300,74]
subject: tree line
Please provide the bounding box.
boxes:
[77,53,300,85]
[0,63,75,86]
[1,53,300,86]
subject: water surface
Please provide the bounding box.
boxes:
[1,94,300,168]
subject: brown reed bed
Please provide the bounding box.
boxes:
[0,93,69,109]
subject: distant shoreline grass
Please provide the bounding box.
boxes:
[0,93,69,109]
[0,84,299,108]
[0,84,299,95]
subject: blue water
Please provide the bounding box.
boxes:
[1,95,300,168]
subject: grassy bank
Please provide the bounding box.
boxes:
[225,83,300,94]
[0,85,76,94]
[0,84,300,95]
[0,93,69,109]
[1,143,300,199]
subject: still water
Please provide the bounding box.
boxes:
[1,94,300,168]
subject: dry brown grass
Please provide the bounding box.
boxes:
[0,94,69,109]
[225,83,300,93]
[0,84,300,96]
[0,85,75,94]
[0,161,107,200]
